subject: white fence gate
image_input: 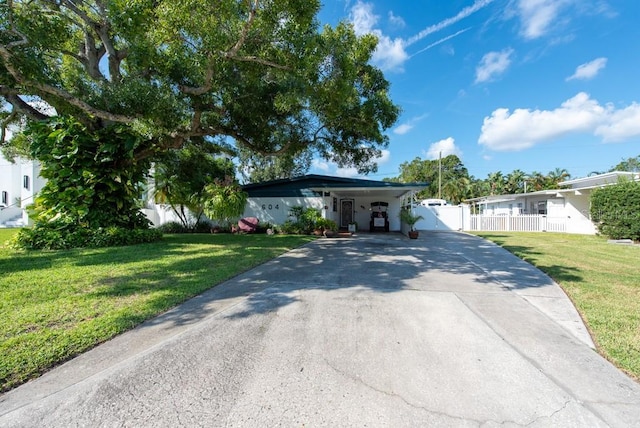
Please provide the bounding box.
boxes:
[468,214,567,233]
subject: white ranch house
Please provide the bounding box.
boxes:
[465,171,639,234]
[2,150,636,236]
[239,175,428,234]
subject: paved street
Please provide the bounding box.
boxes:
[1,231,639,427]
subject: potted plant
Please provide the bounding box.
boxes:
[348,221,358,233]
[317,218,338,237]
[399,209,424,239]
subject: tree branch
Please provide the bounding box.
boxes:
[58,0,125,81]
[228,0,260,57]
[0,88,50,121]
[5,0,29,49]
[0,110,17,145]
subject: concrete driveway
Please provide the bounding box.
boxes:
[1,231,639,427]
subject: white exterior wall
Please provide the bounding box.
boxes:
[243,196,326,226]
[546,198,565,217]
[0,155,44,226]
[243,194,406,231]
[563,191,597,234]
[414,205,470,231]
[0,155,21,208]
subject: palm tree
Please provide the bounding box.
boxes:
[529,171,547,191]
[547,168,571,188]
[505,169,527,194]
[442,176,472,204]
[487,171,505,195]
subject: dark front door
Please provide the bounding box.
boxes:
[340,199,354,228]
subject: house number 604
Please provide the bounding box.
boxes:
[262,204,279,210]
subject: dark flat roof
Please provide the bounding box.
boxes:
[243,174,428,198]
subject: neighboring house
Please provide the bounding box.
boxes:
[466,171,639,234]
[241,175,428,232]
[0,154,45,228]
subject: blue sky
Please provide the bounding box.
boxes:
[311,0,640,181]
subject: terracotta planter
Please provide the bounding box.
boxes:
[408,230,419,239]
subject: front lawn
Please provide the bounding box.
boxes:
[0,232,316,392]
[474,232,640,380]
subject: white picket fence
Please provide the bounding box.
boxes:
[469,214,567,233]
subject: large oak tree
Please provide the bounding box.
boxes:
[0,0,399,230]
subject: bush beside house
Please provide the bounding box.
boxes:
[591,179,640,242]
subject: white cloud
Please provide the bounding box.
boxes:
[335,166,360,178]
[371,35,409,72]
[311,149,391,178]
[425,137,462,159]
[478,92,640,151]
[312,158,330,172]
[349,1,493,72]
[475,48,514,83]
[393,123,413,135]
[514,0,572,40]
[595,103,640,142]
[349,1,407,72]
[392,113,429,135]
[388,11,405,28]
[350,1,378,35]
[566,57,607,81]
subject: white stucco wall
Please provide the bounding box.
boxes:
[563,191,597,234]
[0,155,44,226]
[243,194,406,231]
[243,196,326,226]
[414,205,470,231]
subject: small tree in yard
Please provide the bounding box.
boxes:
[591,179,640,242]
[203,178,248,231]
[154,142,235,231]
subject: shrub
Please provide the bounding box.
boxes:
[11,220,162,250]
[591,179,640,242]
[316,218,337,231]
[279,219,305,235]
[157,221,188,234]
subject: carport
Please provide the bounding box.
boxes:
[242,174,428,232]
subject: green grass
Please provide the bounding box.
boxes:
[0,232,316,392]
[474,232,640,380]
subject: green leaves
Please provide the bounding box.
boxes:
[26,117,152,230]
[2,0,399,173]
[203,178,248,226]
[591,179,640,241]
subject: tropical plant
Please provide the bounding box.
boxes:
[609,155,640,173]
[203,177,248,229]
[154,142,235,231]
[505,169,527,194]
[399,208,424,231]
[487,171,505,195]
[547,168,571,187]
[395,154,471,203]
[25,117,151,230]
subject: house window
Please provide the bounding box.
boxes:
[1,191,7,205]
[23,175,30,190]
[537,201,547,215]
